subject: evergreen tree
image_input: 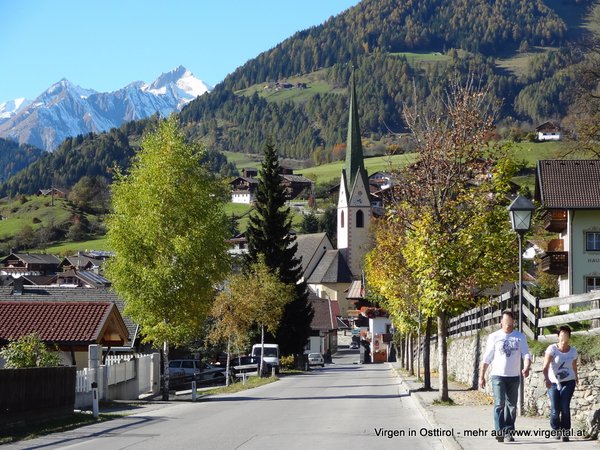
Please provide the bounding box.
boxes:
[246,140,313,356]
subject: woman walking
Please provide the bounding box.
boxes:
[542,325,578,442]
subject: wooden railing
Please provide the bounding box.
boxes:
[447,286,600,341]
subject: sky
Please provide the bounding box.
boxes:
[0,0,359,102]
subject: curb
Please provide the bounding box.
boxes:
[388,363,462,450]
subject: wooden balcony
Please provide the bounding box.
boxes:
[543,209,567,232]
[541,251,568,275]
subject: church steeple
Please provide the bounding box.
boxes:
[344,69,369,196]
[337,69,372,279]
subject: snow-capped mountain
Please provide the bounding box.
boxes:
[0,66,210,151]
[0,98,32,123]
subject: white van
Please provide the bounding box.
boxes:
[251,343,280,374]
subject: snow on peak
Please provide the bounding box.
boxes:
[145,66,211,99]
[0,97,32,120]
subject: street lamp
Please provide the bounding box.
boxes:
[507,194,535,416]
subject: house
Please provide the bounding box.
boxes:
[0,301,129,369]
[36,187,69,198]
[0,253,61,277]
[226,232,248,256]
[0,286,138,352]
[306,294,339,356]
[535,160,600,300]
[536,121,561,141]
[280,174,313,200]
[230,177,259,204]
[242,168,258,178]
[55,268,112,288]
[59,253,106,272]
[295,232,354,316]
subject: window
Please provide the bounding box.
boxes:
[340,211,344,228]
[586,277,600,292]
[586,232,600,251]
[356,210,364,228]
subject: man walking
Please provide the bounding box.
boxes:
[479,310,531,442]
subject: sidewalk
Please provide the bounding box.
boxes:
[389,363,599,449]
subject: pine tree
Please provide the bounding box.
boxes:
[246,140,313,356]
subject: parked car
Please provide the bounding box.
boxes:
[232,356,262,378]
[168,359,226,383]
[307,352,325,367]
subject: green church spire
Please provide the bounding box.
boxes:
[344,69,369,194]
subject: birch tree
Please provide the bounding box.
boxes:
[106,116,230,400]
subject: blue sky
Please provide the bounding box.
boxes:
[0,1,359,102]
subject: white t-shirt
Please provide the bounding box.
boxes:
[545,344,577,384]
[483,328,531,377]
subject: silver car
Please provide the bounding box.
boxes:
[307,353,325,367]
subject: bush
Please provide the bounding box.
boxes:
[0,333,61,368]
[32,217,41,224]
[280,354,296,370]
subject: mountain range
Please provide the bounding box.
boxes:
[0,66,210,152]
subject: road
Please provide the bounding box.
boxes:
[9,348,445,450]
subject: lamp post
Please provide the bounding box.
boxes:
[507,194,535,415]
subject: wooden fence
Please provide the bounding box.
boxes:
[0,366,76,431]
[447,286,600,340]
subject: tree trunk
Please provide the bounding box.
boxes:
[423,316,432,390]
[405,335,410,372]
[225,336,231,387]
[399,334,404,368]
[437,310,449,401]
[162,340,170,401]
[408,333,414,376]
[260,324,265,377]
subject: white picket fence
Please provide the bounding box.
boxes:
[75,353,159,407]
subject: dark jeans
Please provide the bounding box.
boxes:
[492,375,520,433]
[548,380,576,433]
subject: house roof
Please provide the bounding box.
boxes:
[22,275,57,286]
[535,160,600,209]
[60,255,104,270]
[0,253,61,266]
[306,250,352,284]
[308,296,338,332]
[536,121,559,132]
[281,174,313,184]
[0,286,137,346]
[295,233,328,275]
[229,177,259,185]
[0,301,129,346]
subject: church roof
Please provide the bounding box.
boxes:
[295,233,328,274]
[343,70,370,201]
[306,250,352,284]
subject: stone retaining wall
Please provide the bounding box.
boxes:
[422,331,600,430]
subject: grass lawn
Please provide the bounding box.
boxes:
[41,237,110,255]
[299,153,416,185]
[390,51,449,64]
[0,197,73,240]
[222,151,262,168]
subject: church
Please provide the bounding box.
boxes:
[297,72,372,317]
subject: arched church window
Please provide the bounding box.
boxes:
[340,211,345,228]
[356,210,364,228]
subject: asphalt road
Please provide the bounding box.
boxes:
[9,348,445,450]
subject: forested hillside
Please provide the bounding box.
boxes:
[0,0,595,195]
[0,139,43,183]
[179,0,591,160]
[0,116,238,197]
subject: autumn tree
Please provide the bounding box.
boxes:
[381,79,518,401]
[105,116,230,400]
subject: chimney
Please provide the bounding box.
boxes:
[13,277,24,295]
